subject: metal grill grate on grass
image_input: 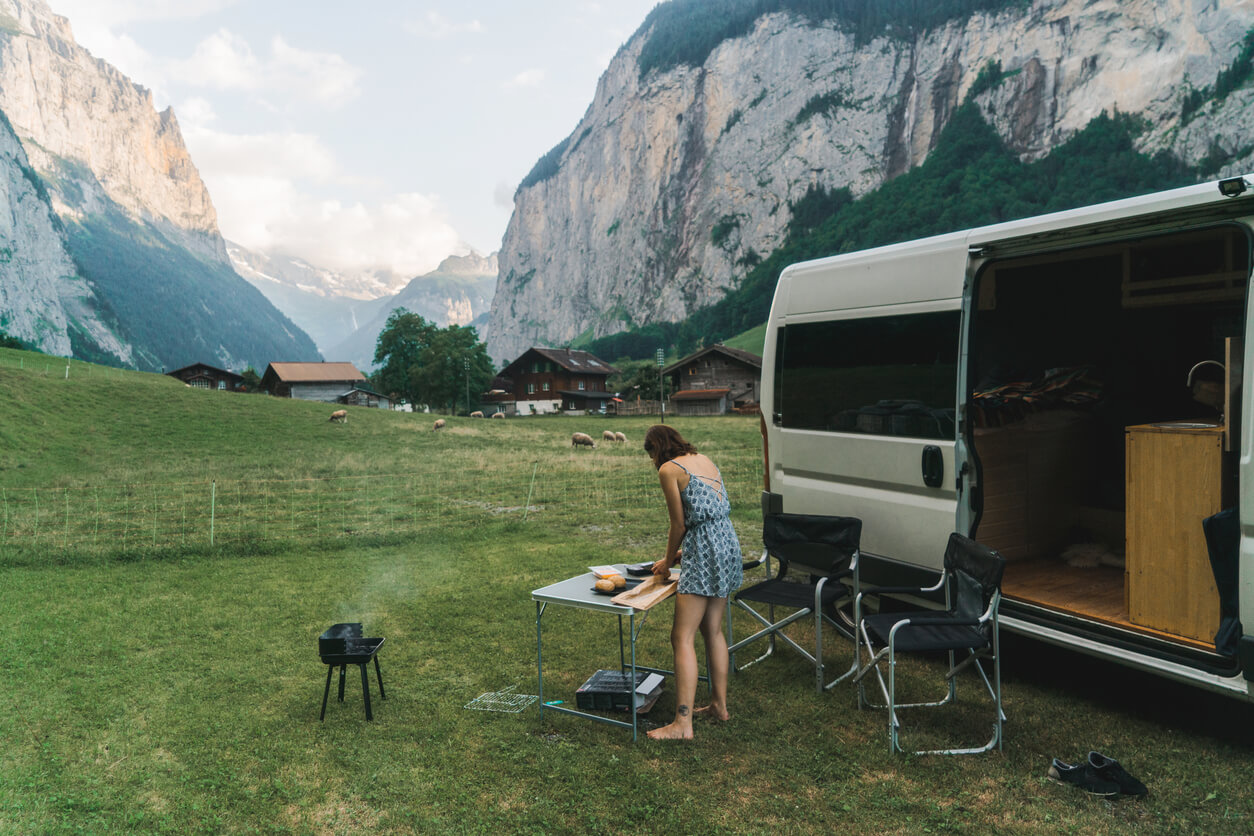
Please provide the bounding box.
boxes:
[464,684,538,713]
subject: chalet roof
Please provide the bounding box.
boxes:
[671,388,731,401]
[167,362,244,381]
[264,362,365,383]
[663,344,762,375]
[503,347,618,377]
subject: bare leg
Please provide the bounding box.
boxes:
[695,597,731,722]
[647,593,706,740]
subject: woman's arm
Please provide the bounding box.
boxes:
[652,463,686,576]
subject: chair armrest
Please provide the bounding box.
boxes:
[858,584,929,598]
[898,615,980,628]
[741,548,767,571]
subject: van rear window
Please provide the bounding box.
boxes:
[774,311,959,439]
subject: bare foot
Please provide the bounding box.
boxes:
[646,721,694,741]
[694,704,730,722]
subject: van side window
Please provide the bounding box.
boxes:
[775,311,959,439]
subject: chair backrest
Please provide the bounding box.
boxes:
[943,533,1006,619]
[762,513,861,576]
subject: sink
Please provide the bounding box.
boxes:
[1149,421,1220,429]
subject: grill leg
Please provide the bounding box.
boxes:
[374,656,386,700]
[360,663,373,721]
[320,664,333,721]
[338,664,347,702]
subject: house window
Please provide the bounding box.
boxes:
[190,379,209,389]
[578,380,585,390]
[567,401,576,409]
[218,380,227,390]
[542,382,550,391]
[527,383,535,394]
[688,368,695,375]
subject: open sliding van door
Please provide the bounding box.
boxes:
[762,233,971,575]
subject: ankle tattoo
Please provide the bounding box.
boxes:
[678,705,690,717]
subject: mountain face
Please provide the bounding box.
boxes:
[487,0,1254,364]
[327,252,498,371]
[0,111,132,362]
[0,0,319,370]
[230,244,497,369]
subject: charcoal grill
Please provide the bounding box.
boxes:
[319,623,386,721]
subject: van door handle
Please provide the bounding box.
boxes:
[922,445,944,488]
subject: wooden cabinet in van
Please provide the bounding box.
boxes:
[1124,422,1227,643]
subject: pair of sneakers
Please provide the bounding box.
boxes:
[1048,751,1148,798]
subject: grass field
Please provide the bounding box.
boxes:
[2,346,1253,834]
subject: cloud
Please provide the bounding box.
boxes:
[404,11,484,40]
[504,68,546,90]
[493,180,516,209]
[180,118,458,276]
[169,29,362,107]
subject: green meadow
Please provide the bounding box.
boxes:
[1,346,1252,835]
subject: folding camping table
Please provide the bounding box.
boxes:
[532,567,703,741]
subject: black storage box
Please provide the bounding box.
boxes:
[575,669,664,712]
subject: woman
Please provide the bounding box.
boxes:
[643,424,742,740]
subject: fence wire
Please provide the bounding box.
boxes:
[0,453,764,563]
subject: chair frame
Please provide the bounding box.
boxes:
[727,513,862,693]
[854,533,1006,755]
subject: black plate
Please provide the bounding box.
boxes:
[625,562,655,577]
[591,577,644,595]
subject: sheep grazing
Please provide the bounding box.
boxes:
[470,410,484,418]
[433,418,446,431]
[491,412,505,419]
[614,431,627,443]
[603,430,617,442]
[571,432,596,449]
[328,409,348,423]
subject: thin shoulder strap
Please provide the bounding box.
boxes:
[668,460,691,475]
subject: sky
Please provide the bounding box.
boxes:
[47,0,661,279]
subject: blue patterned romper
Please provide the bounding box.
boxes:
[671,460,743,598]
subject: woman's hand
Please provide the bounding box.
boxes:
[652,549,680,577]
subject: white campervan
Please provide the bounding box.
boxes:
[760,175,1254,699]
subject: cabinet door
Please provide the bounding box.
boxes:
[1125,427,1223,642]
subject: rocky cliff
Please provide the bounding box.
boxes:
[0,111,131,362]
[0,0,320,370]
[488,0,1254,364]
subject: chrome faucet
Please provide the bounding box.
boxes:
[1186,360,1226,419]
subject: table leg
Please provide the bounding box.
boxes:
[630,610,637,742]
[536,600,545,721]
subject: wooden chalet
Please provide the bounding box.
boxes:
[261,362,366,402]
[663,344,762,416]
[336,384,394,410]
[167,362,245,392]
[486,347,618,415]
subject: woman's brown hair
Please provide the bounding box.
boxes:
[643,424,697,470]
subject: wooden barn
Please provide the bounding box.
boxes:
[261,362,366,402]
[486,347,618,415]
[663,344,762,416]
[336,385,394,410]
[167,362,245,392]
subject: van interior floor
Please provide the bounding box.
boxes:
[1000,558,1215,652]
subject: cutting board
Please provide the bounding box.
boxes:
[611,572,679,610]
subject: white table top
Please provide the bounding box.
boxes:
[531,566,638,614]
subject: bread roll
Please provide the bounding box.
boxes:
[594,578,616,592]
[610,574,626,589]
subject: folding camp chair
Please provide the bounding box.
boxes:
[854,532,1006,755]
[728,513,862,692]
